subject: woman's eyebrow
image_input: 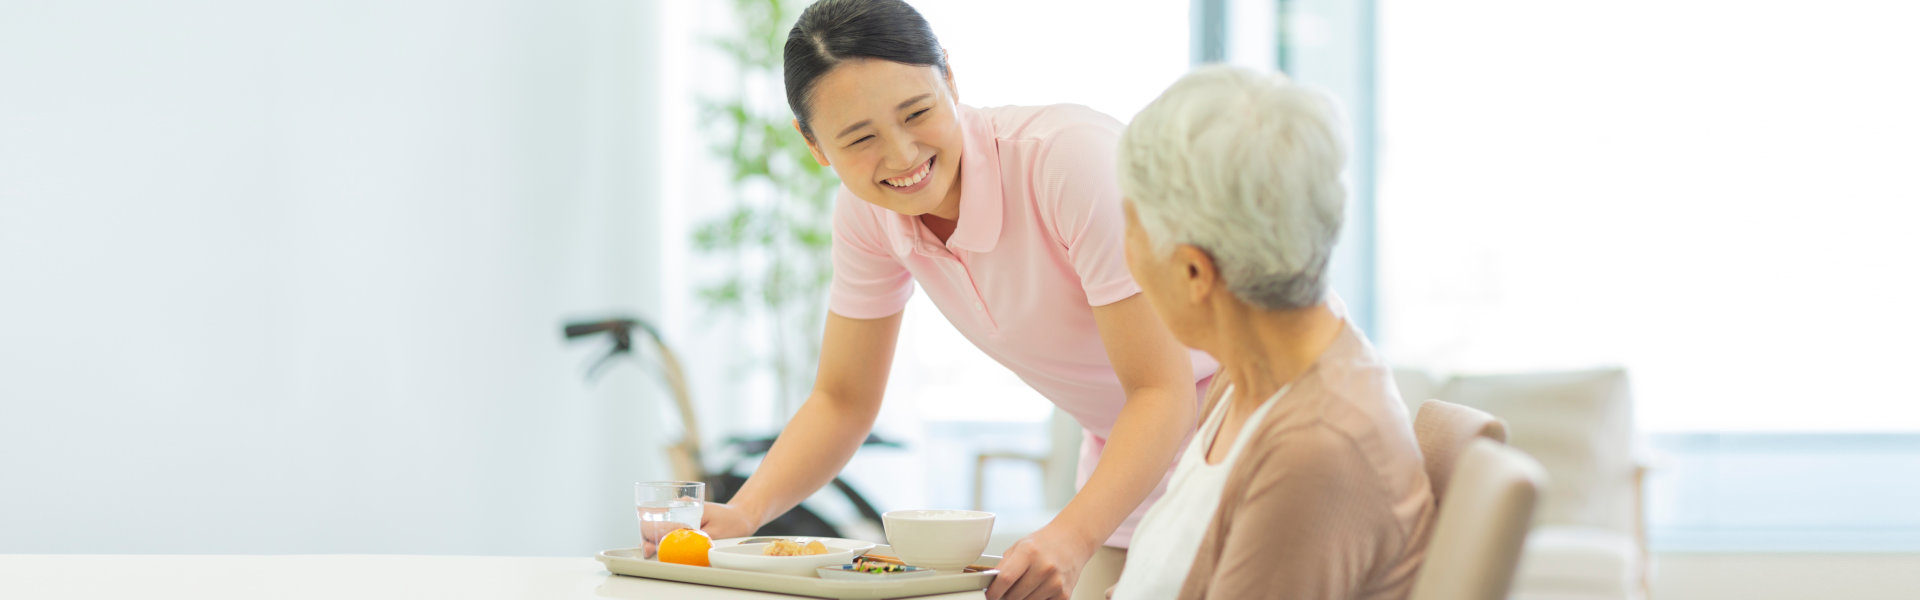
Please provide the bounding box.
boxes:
[836,119,871,139]
[835,94,936,139]
[895,93,932,110]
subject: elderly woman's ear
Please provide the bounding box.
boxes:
[1174,244,1219,305]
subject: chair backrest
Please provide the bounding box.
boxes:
[1414,399,1509,503]
[1408,439,1547,600]
[1432,368,1635,533]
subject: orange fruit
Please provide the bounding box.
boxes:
[657,528,712,567]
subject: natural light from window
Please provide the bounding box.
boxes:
[1376,0,1920,432]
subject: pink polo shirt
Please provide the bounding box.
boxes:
[828,103,1220,548]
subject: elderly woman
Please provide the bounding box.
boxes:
[1107,66,1435,600]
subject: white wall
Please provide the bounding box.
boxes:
[0,0,670,555]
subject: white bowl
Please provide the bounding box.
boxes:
[881,509,995,573]
[707,540,874,577]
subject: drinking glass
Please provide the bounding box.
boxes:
[636,481,704,559]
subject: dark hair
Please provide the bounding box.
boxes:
[784,0,948,139]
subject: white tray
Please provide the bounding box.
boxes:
[598,542,999,599]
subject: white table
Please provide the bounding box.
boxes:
[0,555,987,600]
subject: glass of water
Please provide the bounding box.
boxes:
[635,481,705,559]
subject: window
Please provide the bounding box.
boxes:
[1292,0,1920,551]
[1374,0,1920,433]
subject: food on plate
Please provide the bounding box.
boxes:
[657,528,713,566]
[816,557,937,580]
[761,538,829,556]
[850,557,921,574]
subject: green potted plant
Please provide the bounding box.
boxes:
[693,0,843,417]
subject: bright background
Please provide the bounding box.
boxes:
[1374,0,1920,433]
[1,0,667,554]
[4,0,1918,596]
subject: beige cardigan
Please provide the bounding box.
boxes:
[1176,324,1435,600]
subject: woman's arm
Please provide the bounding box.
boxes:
[988,293,1198,600]
[1063,293,1199,544]
[701,310,904,539]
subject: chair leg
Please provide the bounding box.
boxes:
[973,454,991,511]
[972,452,1049,512]
[1634,464,1652,599]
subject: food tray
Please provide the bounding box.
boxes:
[598,542,999,600]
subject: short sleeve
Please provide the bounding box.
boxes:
[1038,120,1141,307]
[827,187,915,319]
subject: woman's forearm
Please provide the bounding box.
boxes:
[724,311,902,530]
[1063,293,1204,548]
[1049,384,1196,546]
[725,391,881,529]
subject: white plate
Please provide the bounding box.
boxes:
[708,538,873,577]
[709,536,877,552]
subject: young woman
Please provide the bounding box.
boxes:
[696,1,1217,599]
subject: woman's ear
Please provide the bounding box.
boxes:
[941,49,960,102]
[794,119,831,167]
[1174,244,1219,306]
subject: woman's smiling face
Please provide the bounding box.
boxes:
[798,58,964,218]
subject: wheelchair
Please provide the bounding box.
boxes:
[564,317,895,539]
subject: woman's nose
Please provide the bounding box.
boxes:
[886,135,918,170]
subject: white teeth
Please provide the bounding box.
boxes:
[885,160,932,188]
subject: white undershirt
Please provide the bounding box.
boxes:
[1111,383,1291,600]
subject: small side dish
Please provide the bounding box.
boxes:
[849,557,926,574]
[816,557,938,581]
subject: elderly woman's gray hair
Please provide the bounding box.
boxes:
[1117,66,1347,311]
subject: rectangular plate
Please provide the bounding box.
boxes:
[598,544,998,599]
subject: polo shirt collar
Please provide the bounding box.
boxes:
[946,104,1004,253]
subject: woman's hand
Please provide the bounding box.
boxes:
[698,502,760,541]
[984,523,1099,600]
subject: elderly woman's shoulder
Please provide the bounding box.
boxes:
[1238,330,1415,448]
[1242,395,1419,491]
[1245,342,1425,490]
[1308,350,1413,434]
[1307,325,1403,403]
